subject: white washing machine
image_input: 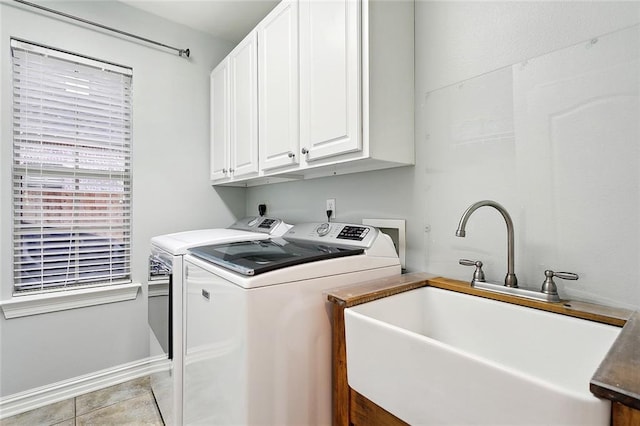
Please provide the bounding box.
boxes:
[182,222,401,425]
[148,216,291,425]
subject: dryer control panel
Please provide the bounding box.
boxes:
[229,216,291,235]
[283,222,379,249]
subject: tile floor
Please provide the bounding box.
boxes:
[0,376,164,426]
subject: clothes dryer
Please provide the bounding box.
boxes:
[148,216,291,425]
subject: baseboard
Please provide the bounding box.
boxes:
[0,355,170,419]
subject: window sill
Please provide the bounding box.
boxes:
[0,283,141,319]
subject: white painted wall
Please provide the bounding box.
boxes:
[247,1,640,310]
[1,0,638,402]
[0,1,243,397]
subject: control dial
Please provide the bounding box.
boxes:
[316,222,331,236]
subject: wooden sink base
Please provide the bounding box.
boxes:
[328,272,639,426]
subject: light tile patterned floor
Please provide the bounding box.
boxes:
[0,377,164,426]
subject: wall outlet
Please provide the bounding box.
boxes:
[326,198,336,219]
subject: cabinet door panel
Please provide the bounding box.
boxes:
[259,0,299,171]
[210,60,229,181]
[300,0,361,162]
[230,32,259,178]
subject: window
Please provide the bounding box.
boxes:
[11,39,132,294]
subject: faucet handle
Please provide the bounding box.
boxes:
[541,270,578,296]
[459,259,486,284]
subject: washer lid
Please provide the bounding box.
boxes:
[188,238,364,276]
[151,229,269,255]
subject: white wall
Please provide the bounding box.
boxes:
[0,0,243,397]
[1,0,638,402]
[247,1,640,309]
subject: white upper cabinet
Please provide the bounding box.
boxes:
[210,32,259,183]
[258,0,300,171]
[210,0,415,186]
[210,60,229,182]
[299,0,360,162]
[229,32,259,178]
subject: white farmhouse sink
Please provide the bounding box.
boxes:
[344,286,621,425]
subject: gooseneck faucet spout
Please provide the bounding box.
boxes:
[455,200,518,288]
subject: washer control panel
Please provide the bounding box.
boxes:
[284,222,378,248]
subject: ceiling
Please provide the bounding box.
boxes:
[119,0,281,44]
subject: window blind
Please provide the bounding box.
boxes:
[11,39,133,294]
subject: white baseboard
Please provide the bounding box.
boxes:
[0,355,170,419]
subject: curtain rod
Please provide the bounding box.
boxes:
[12,0,191,58]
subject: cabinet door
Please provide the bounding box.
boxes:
[210,60,230,181]
[229,32,259,178]
[258,0,300,171]
[299,0,361,162]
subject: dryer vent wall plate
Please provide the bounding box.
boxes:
[362,218,406,270]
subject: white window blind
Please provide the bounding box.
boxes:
[11,39,133,294]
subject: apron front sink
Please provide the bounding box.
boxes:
[344,286,620,425]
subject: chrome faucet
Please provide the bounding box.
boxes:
[455,200,518,288]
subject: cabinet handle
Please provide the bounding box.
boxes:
[301,147,309,155]
[229,168,234,174]
[222,168,228,174]
[288,152,295,159]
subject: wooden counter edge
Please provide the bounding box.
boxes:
[327,273,632,326]
[326,272,434,308]
[424,276,632,327]
[590,312,640,411]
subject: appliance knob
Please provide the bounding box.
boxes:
[316,222,330,236]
